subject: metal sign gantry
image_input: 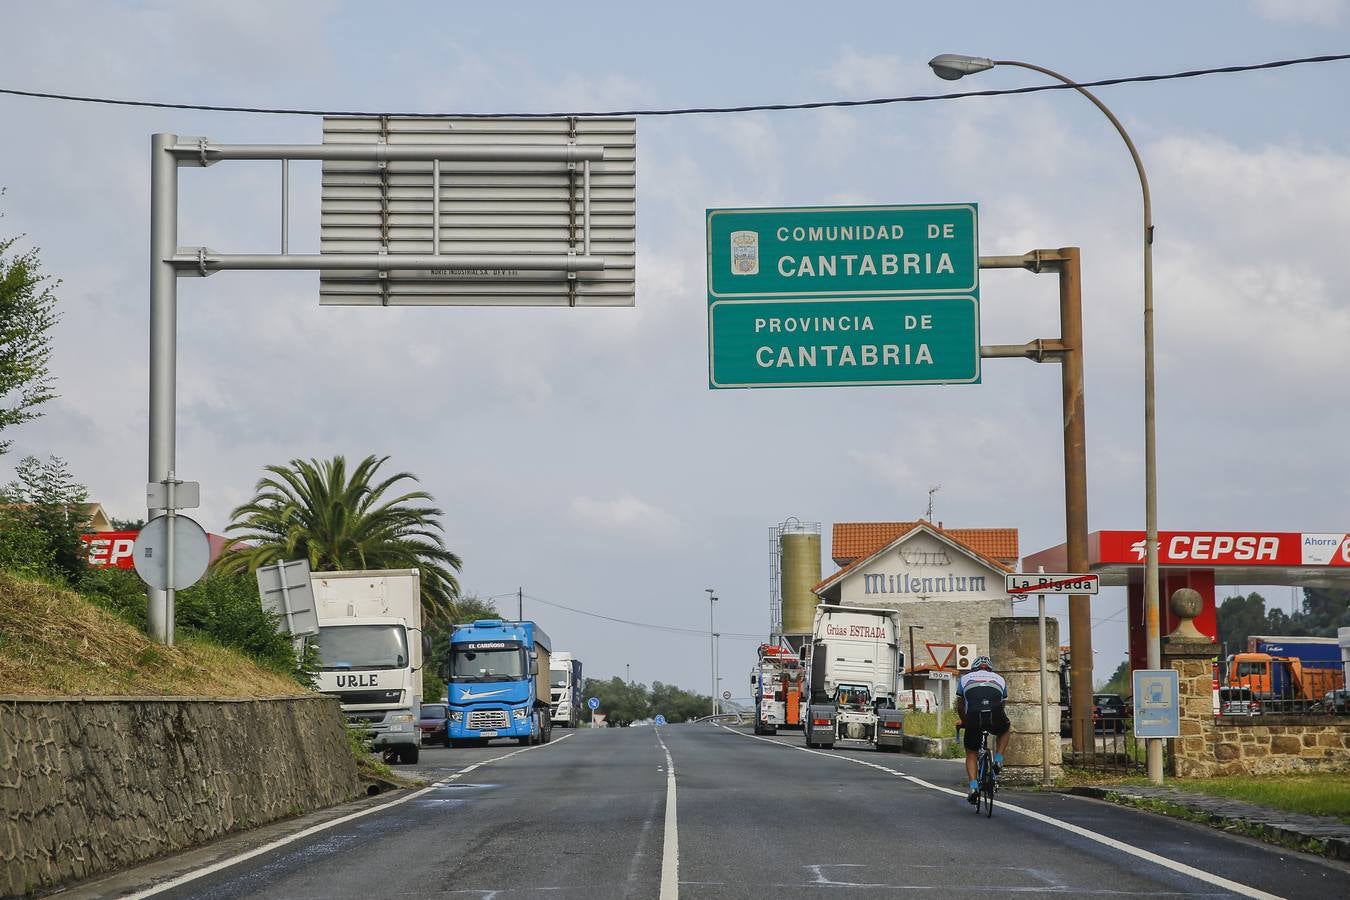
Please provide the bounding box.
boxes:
[146,123,637,643]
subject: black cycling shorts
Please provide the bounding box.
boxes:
[961,685,1010,752]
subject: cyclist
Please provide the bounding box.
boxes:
[955,655,1011,805]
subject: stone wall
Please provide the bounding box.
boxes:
[988,616,1061,784]
[1164,634,1350,777]
[0,695,361,897]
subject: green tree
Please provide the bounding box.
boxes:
[423,593,502,701]
[1217,591,1267,653]
[1096,658,1130,695]
[215,454,463,626]
[0,455,88,583]
[582,675,651,726]
[0,209,60,455]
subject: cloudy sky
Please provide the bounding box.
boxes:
[3,1,1348,695]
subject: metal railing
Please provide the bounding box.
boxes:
[1061,716,1148,773]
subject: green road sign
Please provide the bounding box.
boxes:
[709,296,979,388]
[707,204,980,389]
[708,204,977,298]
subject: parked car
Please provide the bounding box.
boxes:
[418,702,449,746]
[1323,689,1350,715]
[1092,693,1128,733]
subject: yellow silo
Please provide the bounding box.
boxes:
[780,521,822,635]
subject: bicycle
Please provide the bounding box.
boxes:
[974,727,996,817]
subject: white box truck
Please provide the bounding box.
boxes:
[311,569,427,764]
[802,605,906,752]
[550,652,583,729]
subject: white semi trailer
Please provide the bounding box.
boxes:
[802,605,906,752]
[311,569,426,764]
[549,652,583,729]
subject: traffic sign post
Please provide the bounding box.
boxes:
[707,204,980,389]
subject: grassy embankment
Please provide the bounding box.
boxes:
[0,571,303,697]
[902,710,964,757]
[1156,775,1350,824]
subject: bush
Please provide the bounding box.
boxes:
[75,566,313,687]
[74,566,147,628]
[176,572,306,680]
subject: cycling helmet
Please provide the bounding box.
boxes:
[971,655,993,671]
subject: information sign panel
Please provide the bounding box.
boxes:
[1132,669,1180,738]
[707,204,979,388]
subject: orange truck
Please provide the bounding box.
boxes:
[1227,636,1345,707]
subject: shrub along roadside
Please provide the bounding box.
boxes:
[75,566,312,687]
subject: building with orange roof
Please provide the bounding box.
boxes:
[809,520,1021,679]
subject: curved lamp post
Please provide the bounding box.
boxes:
[929,54,1162,784]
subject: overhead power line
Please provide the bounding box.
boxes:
[0,52,1346,119]
[522,592,763,642]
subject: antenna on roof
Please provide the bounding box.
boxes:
[926,484,941,522]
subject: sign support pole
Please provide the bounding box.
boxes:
[148,133,178,646]
[980,248,1092,752]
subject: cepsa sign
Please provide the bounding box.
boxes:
[80,531,139,569]
[1098,531,1350,567]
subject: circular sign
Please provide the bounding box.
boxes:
[587,697,600,711]
[722,690,732,700]
[133,514,210,591]
[654,714,667,726]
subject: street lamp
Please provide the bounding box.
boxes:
[705,588,718,716]
[930,53,1162,785]
[907,624,924,711]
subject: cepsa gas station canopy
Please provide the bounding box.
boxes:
[1024,530,1350,667]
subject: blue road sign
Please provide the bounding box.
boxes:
[1132,669,1180,738]
[587,696,600,711]
[655,714,667,726]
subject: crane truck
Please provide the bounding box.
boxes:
[751,644,805,735]
[446,619,553,746]
[802,605,906,752]
[311,569,427,765]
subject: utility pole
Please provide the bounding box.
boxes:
[705,589,718,716]
[518,586,523,622]
[908,624,924,710]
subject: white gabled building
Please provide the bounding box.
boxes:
[813,521,1018,671]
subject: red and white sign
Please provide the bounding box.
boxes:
[80,531,139,569]
[1005,573,1100,595]
[1096,531,1350,568]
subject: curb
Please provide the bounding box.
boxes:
[1062,786,1350,861]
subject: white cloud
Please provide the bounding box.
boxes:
[570,493,680,540]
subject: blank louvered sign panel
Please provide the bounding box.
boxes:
[320,117,636,306]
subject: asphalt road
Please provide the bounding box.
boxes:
[85,724,1350,899]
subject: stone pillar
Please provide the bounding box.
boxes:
[989,616,1061,784]
[1161,588,1219,777]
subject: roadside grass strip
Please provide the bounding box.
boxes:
[719,726,1281,900]
[124,733,575,899]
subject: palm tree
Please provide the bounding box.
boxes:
[216,455,462,625]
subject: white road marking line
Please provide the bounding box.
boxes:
[125,733,574,898]
[717,727,1280,900]
[655,728,679,900]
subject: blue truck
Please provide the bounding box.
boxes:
[446,620,553,747]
